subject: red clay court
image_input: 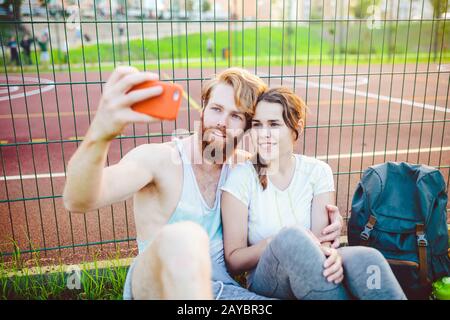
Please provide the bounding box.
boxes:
[0,63,449,264]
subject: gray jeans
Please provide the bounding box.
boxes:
[249,226,407,300]
[211,261,274,300]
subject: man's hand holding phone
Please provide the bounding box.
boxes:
[89,66,178,142]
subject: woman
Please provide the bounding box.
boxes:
[221,87,406,300]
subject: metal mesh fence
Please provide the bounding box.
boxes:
[0,0,449,262]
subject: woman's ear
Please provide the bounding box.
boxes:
[298,119,305,135]
[292,119,305,141]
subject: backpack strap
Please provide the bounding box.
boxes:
[360,215,377,246]
[416,224,430,286]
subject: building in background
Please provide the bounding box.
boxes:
[20,0,437,21]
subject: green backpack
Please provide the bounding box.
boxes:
[348,162,450,300]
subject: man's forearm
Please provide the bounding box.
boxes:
[63,131,111,212]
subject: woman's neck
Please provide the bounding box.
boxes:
[266,151,295,176]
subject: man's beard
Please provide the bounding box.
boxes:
[200,121,241,164]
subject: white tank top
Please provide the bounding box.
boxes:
[137,138,230,266]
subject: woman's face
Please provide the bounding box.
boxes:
[251,101,296,163]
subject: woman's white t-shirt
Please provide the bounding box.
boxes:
[221,154,335,248]
[220,154,335,285]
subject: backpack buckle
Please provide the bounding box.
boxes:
[416,234,428,247]
[416,224,428,247]
[360,225,373,241]
[360,215,377,242]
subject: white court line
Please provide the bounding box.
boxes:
[264,74,450,114]
[1,172,66,181]
[316,146,450,161]
[0,86,19,94]
[1,146,449,182]
[0,76,55,102]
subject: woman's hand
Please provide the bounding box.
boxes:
[318,205,343,249]
[321,246,344,284]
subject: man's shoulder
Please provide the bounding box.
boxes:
[122,141,178,165]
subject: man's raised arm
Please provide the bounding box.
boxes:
[63,66,163,213]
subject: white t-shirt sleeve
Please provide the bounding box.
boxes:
[221,163,254,207]
[313,161,336,196]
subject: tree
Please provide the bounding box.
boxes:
[1,0,22,21]
[351,0,381,19]
[431,0,449,16]
[185,0,194,13]
[431,0,449,61]
[0,0,28,43]
[202,0,211,13]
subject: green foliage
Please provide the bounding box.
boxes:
[351,0,382,19]
[202,0,211,13]
[0,246,130,300]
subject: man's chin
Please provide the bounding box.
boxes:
[202,139,237,163]
[204,132,234,148]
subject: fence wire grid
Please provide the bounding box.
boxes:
[0,0,449,262]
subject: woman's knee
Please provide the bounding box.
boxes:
[270,226,324,262]
[340,246,388,272]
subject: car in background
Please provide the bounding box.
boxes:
[125,8,146,19]
[159,10,190,20]
[0,6,13,18]
[21,5,48,17]
[193,10,228,20]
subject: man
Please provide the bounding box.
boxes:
[63,66,343,299]
[20,35,33,65]
[7,36,19,66]
[37,34,49,64]
[206,38,213,56]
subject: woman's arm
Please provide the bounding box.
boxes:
[311,191,336,246]
[221,191,271,276]
[311,191,344,284]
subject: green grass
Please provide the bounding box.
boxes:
[58,22,450,63]
[1,22,449,72]
[0,241,130,300]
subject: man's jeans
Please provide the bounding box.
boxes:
[123,249,272,300]
[211,258,273,300]
[249,226,407,300]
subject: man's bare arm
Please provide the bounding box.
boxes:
[63,142,165,213]
[63,66,164,213]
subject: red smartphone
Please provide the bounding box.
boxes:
[129,80,183,120]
